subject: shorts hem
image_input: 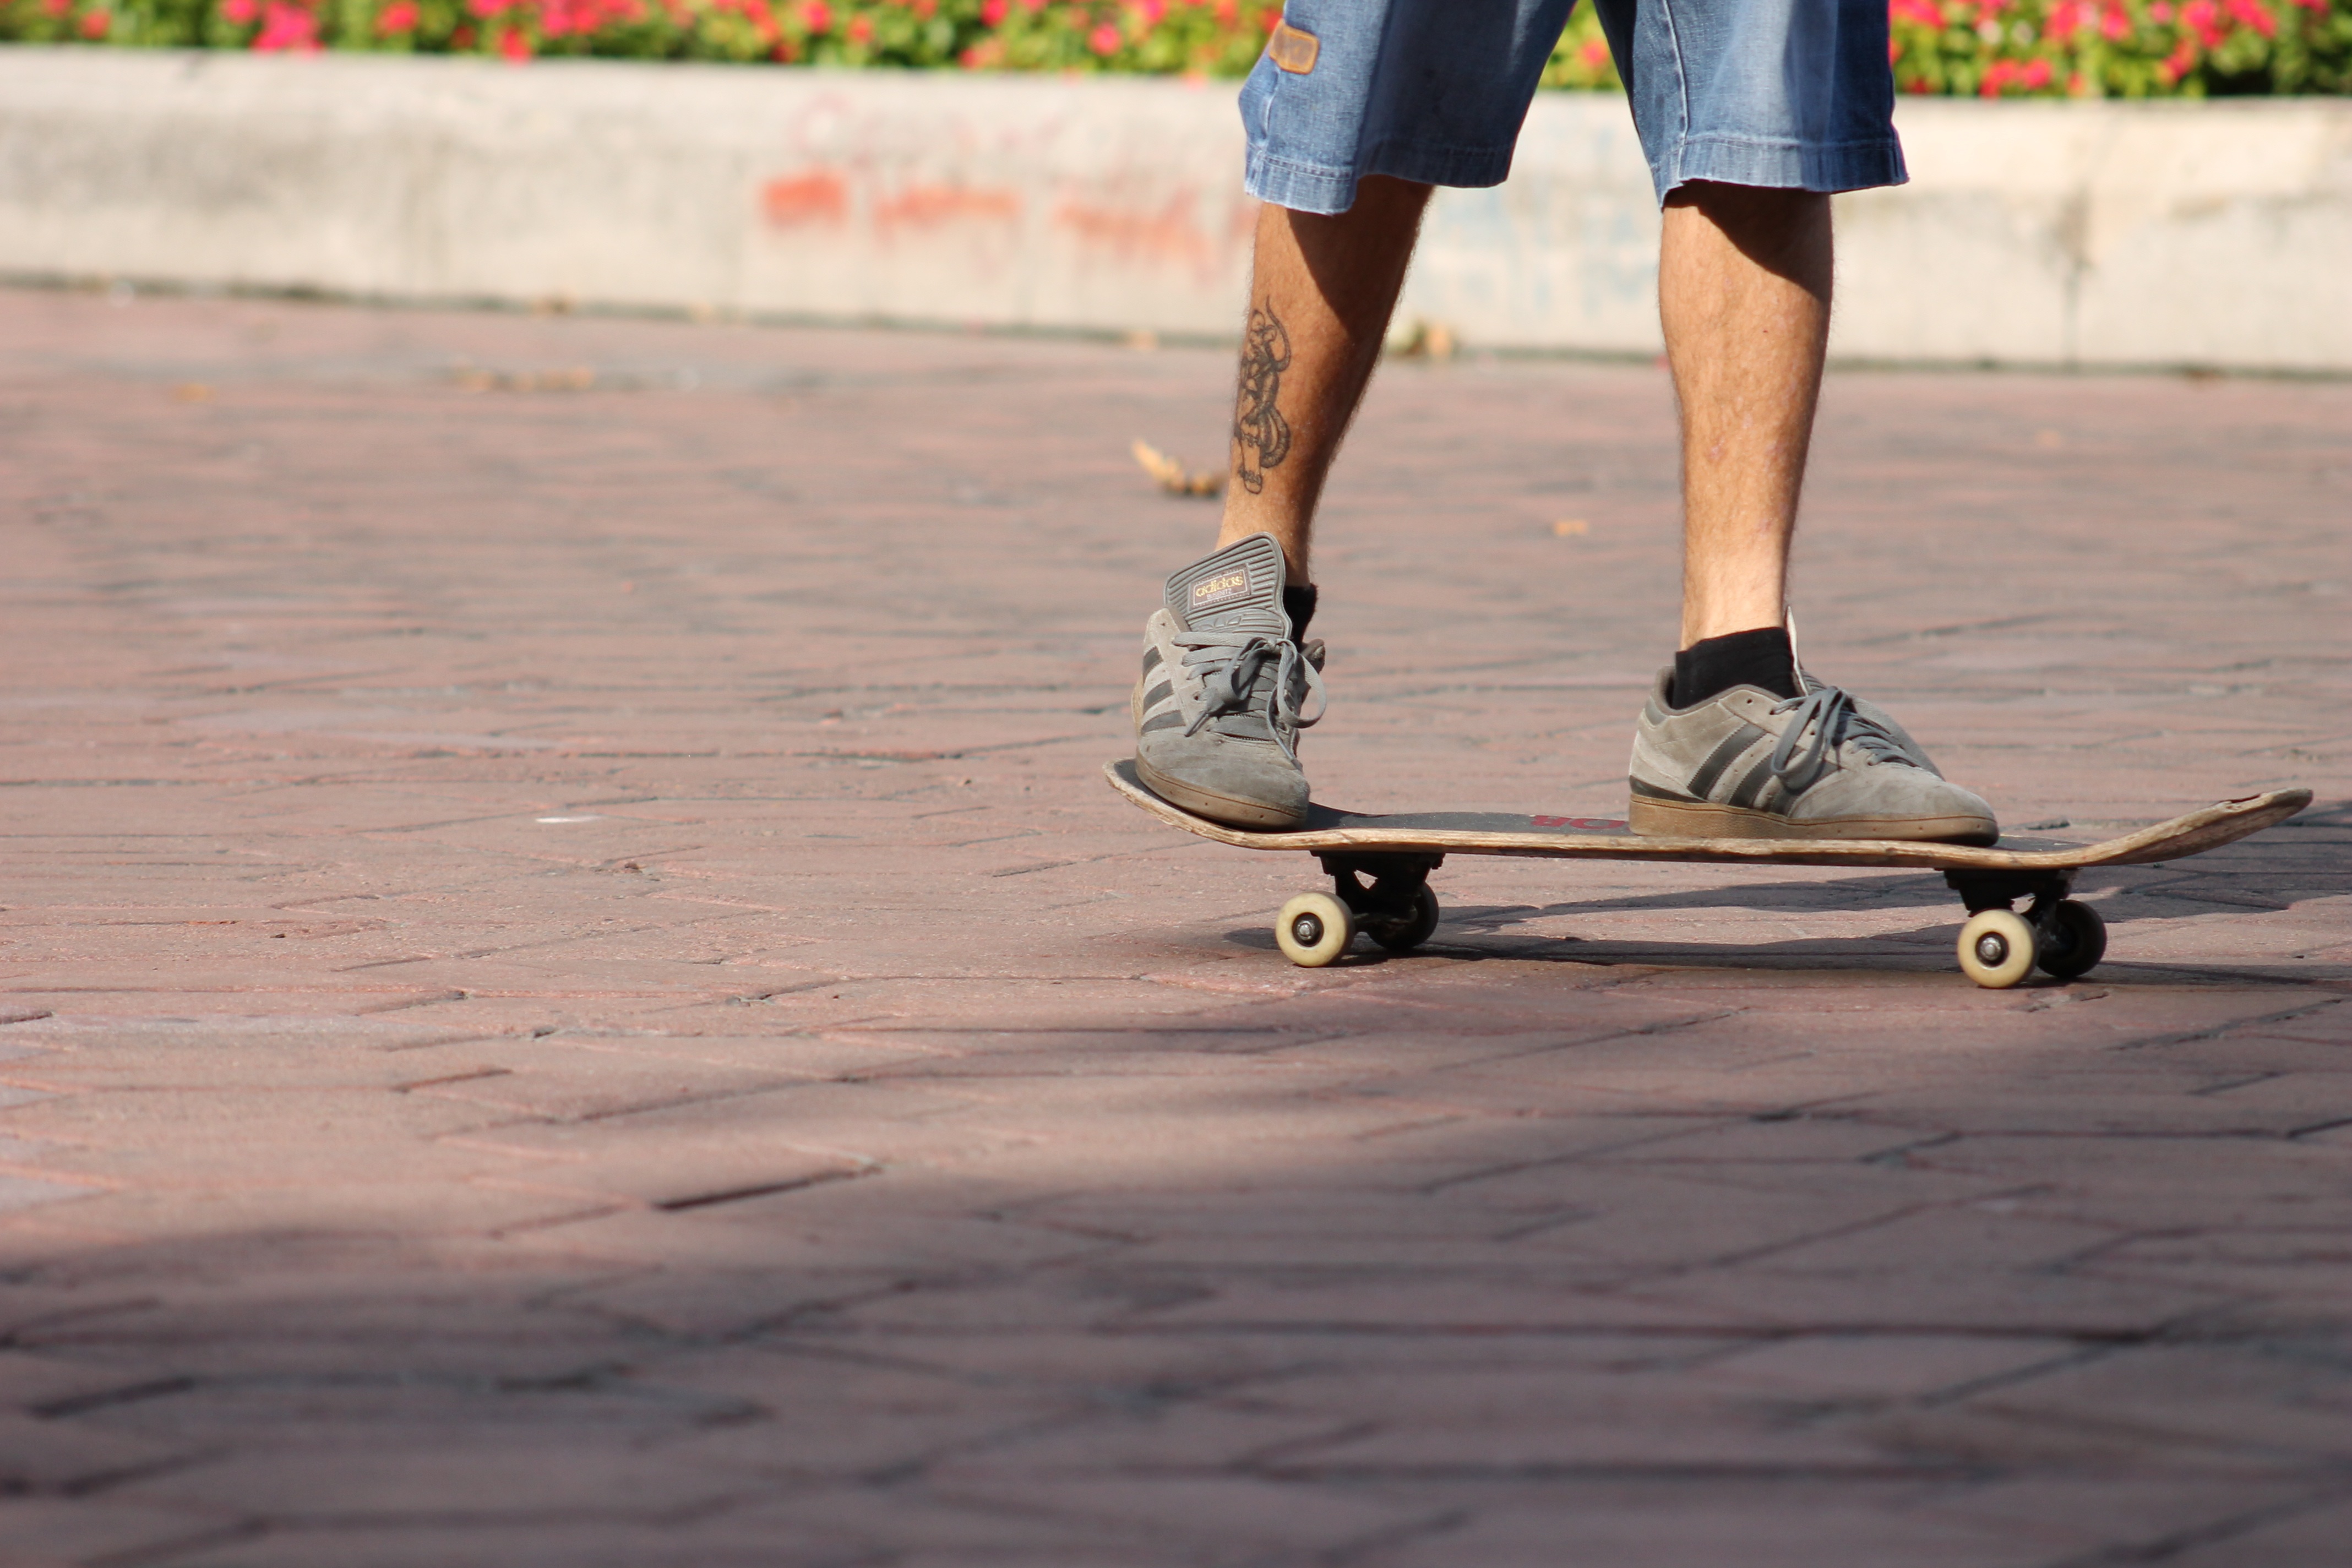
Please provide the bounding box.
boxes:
[1243,141,1517,215]
[1655,135,1909,202]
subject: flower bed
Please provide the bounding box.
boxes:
[3,0,2346,95]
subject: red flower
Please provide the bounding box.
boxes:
[979,0,1006,21]
[376,0,418,30]
[220,0,255,18]
[2224,0,2277,37]
[252,1,320,50]
[79,7,111,35]
[498,24,532,57]
[801,0,830,30]
[846,12,872,41]
[1089,19,1121,52]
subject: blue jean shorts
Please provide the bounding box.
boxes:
[1240,0,1905,213]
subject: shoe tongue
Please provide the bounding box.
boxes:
[1164,533,1286,636]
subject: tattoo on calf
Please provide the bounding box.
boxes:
[1231,303,1293,495]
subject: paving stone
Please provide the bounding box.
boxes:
[1,285,2346,1562]
[118,1443,751,1523]
[1351,1482,2054,1568]
[0,1498,237,1568]
[2155,1491,2352,1567]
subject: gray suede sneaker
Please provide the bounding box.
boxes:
[1797,662,1941,776]
[1132,533,1325,829]
[1628,669,1997,843]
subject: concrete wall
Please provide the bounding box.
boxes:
[3,47,2347,371]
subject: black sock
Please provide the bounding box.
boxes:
[1673,625,1796,706]
[1283,585,1318,643]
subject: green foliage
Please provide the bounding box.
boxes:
[3,0,2345,95]
[1888,0,2352,97]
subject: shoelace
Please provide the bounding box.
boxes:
[1175,630,1326,754]
[1767,682,1913,794]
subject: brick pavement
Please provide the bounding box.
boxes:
[2,284,2349,1566]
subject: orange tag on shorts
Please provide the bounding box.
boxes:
[1267,19,1320,73]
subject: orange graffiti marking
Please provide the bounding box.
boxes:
[761,171,850,225]
[874,184,1023,230]
[1052,193,1216,270]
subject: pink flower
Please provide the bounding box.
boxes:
[979,0,1006,21]
[2224,0,2277,37]
[78,7,111,35]
[498,24,531,57]
[252,1,320,50]
[846,12,871,41]
[2021,57,2051,88]
[375,0,418,30]
[1135,0,1165,23]
[1088,19,1120,52]
[220,0,256,18]
[801,0,829,31]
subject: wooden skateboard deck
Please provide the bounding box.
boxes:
[1105,759,2311,987]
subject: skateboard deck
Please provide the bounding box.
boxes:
[1104,759,2311,987]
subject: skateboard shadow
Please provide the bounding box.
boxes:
[1221,919,2351,987]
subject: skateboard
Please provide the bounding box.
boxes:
[1105,760,2311,988]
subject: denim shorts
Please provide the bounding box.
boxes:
[1239,0,1906,213]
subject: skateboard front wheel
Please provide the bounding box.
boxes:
[2034,899,2107,981]
[1957,908,2037,989]
[1367,884,1441,954]
[1276,892,1354,967]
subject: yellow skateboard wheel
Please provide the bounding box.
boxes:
[1957,908,2037,988]
[1276,892,1354,967]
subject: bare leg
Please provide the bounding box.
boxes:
[1659,182,1834,648]
[1213,177,1432,585]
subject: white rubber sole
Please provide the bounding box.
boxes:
[1135,755,1306,831]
